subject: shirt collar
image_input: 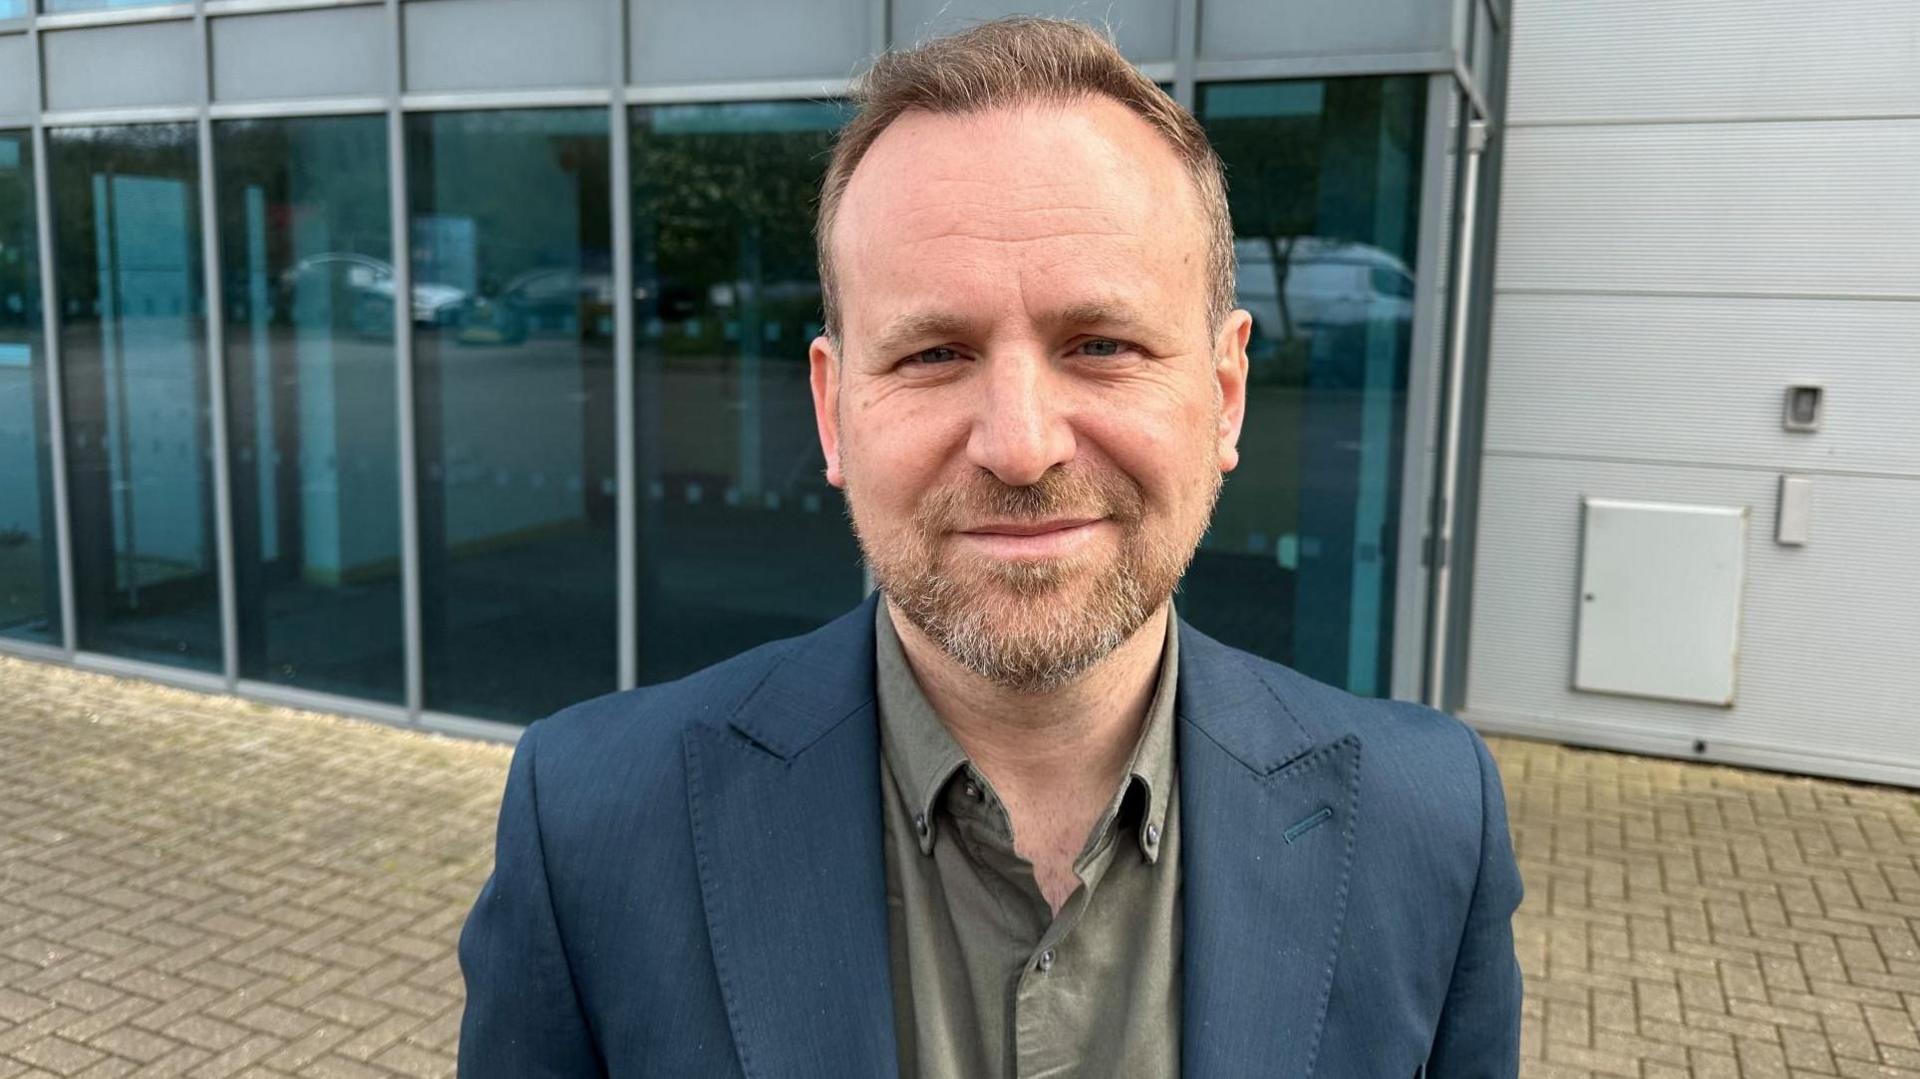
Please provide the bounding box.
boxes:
[873,600,1179,863]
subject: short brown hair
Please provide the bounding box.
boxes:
[815,16,1234,340]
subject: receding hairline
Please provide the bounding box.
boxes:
[813,16,1236,343]
[824,94,1216,296]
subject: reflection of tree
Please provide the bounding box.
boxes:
[630,109,842,360]
[1207,107,1319,352]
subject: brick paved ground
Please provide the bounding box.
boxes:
[1497,737,1920,1077]
[1,654,1916,1077]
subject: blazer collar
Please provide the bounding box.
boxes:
[684,594,898,1079]
[1176,619,1364,1079]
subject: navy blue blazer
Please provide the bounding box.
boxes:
[459,595,1523,1077]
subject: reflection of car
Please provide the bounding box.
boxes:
[279,253,468,337]
[1235,237,1414,363]
[455,267,615,345]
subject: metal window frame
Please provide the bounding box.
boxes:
[0,0,1484,733]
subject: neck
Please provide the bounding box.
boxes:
[886,599,1171,802]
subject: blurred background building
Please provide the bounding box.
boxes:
[0,0,1911,787]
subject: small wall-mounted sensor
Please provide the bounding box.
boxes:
[1777,474,1812,546]
[1783,384,1822,431]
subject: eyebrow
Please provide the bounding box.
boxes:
[865,299,1152,361]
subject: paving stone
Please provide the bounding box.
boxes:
[4,654,1917,1078]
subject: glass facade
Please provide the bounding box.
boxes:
[50,123,221,670]
[1188,77,1426,697]
[0,0,1465,725]
[215,115,404,702]
[408,108,617,722]
[630,101,860,684]
[0,131,59,645]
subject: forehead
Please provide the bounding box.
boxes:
[830,98,1209,337]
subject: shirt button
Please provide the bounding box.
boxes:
[1146,823,1161,846]
[913,814,929,837]
[1037,949,1055,973]
[962,781,982,800]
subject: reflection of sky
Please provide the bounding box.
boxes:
[1201,80,1325,119]
[650,100,847,135]
[41,0,167,11]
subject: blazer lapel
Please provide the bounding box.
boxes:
[1178,622,1364,1079]
[683,596,898,1079]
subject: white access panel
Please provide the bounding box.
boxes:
[1574,499,1749,706]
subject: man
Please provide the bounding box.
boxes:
[459,16,1522,1078]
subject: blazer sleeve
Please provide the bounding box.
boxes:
[1424,729,1525,1078]
[458,726,605,1078]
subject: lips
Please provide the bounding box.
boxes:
[959,517,1103,537]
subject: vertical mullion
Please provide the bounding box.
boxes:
[195,0,240,686]
[25,12,77,658]
[386,0,423,721]
[1172,0,1199,109]
[30,120,79,657]
[611,0,636,690]
[1389,73,1455,703]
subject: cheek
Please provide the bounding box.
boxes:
[1082,392,1221,506]
[840,392,963,519]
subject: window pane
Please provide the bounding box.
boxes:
[215,115,403,702]
[0,131,60,645]
[408,108,615,723]
[1191,76,1426,696]
[40,0,170,12]
[51,123,220,670]
[630,101,859,684]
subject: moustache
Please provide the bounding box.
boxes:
[913,467,1146,533]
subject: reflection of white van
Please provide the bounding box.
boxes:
[1234,237,1414,355]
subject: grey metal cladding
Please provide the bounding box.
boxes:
[211,6,389,103]
[1486,294,1920,478]
[1466,455,1920,779]
[1507,0,1920,123]
[1200,0,1451,61]
[403,0,611,93]
[892,0,1178,61]
[43,21,199,111]
[1497,123,1920,297]
[629,0,873,85]
[0,34,33,119]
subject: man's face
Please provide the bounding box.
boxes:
[811,98,1250,691]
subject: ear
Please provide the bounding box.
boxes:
[1212,309,1252,473]
[809,334,846,488]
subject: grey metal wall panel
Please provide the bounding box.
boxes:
[0,34,33,119]
[630,0,871,84]
[1476,0,1920,785]
[1465,453,1920,780]
[892,0,1177,61]
[212,7,389,103]
[1200,0,1451,62]
[1508,0,1920,123]
[403,0,610,93]
[43,21,199,112]
[1486,294,1920,477]
[1496,121,1920,297]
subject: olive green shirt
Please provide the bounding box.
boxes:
[875,602,1181,1079]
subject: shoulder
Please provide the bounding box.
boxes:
[520,632,797,776]
[1183,626,1498,826]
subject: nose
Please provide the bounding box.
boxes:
[965,351,1076,487]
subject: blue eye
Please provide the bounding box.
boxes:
[1078,339,1124,357]
[910,346,960,365]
